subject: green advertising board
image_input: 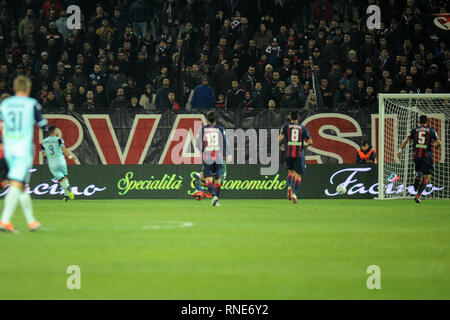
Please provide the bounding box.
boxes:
[2,164,442,199]
[4,164,386,199]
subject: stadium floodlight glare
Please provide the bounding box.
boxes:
[378,93,450,200]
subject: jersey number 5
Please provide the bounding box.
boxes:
[418,131,426,145]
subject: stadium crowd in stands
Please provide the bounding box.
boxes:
[0,0,448,114]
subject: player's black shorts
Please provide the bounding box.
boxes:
[0,157,9,182]
[203,162,223,178]
[285,157,306,175]
[414,157,433,175]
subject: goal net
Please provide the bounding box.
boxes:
[378,94,450,200]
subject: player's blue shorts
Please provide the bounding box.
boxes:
[414,157,433,175]
[5,154,33,184]
[48,159,68,181]
[285,157,306,175]
[203,162,222,178]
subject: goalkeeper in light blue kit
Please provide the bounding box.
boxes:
[41,125,75,201]
[0,76,48,233]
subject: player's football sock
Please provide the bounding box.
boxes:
[1,186,21,224]
[206,181,216,197]
[414,176,422,191]
[418,179,429,196]
[60,178,70,195]
[19,191,36,224]
[214,183,222,199]
[294,177,302,195]
[287,173,294,188]
[193,173,202,191]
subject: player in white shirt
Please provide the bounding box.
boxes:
[41,125,75,201]
[0,76,48,233]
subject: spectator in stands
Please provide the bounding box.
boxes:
[225,80,245,109]
[73,86,86,106]
[139,84,156,110]
[89,64,105,87]
[111,88,128,110]
[155,78,171,109]
[240,66,257,92]
[96,19,115,42]
[42,0,62,20]
[192,77,215,110]
[168,92,180,110]
[253,23,273,50]
[243,91,257,110]
[129,0,152,39]
[128,95,144,111]
[94,85,107,110]
[179,82,193,109]
[106,65,127,101]
[214,60,238,95]
[0,0,446,119]
[215,94,226,108]
[251,82,266,109]
[59,81,74,105]
[82,90,96,112]
[268,99,277,110]
[18,9,38,40]
[362,86,377,112]
[280,86,298,109]
[61,93,75,112]
[332,81,347,110]
[43,91,60,112]
[356,140,377,164]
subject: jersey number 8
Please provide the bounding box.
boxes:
[290,128,300,142]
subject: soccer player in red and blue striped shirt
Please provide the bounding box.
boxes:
[196,111,231,207]
[279,111,313,204]
[398,115,441,203]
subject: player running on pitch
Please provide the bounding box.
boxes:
[397,115,441,203]
[0,75,48,233]
[195,111,231,206]
[279,110,313,204]
[41,125,75,201]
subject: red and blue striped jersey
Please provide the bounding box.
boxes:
[409,126,438,159]
[281,122,311,158]
[196,124,227,163]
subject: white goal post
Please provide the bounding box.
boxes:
[378,93,450,200]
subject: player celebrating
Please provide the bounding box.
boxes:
[196,111,231,206]
[41,125,75,201]
[279,110,313,204]
[0,76,48,233]
[397,115,441,203]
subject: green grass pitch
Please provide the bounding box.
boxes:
[1,199,449,300]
